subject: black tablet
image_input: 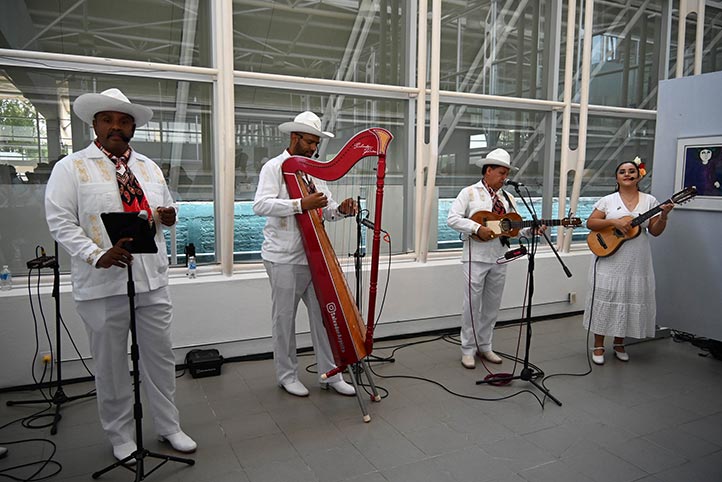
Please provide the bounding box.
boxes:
[100,211,158,254]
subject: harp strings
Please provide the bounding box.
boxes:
[325,156,378,320]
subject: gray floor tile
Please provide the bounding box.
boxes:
[604,436,687,474]
[1,315,720,482]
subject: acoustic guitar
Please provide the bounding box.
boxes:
[586,186,697,257]
[469,211,582,241]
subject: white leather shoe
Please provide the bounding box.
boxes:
[591,347,605,365]
[112,441,137,463]
[280,380,309,397]
[613,344,629,362]
[159,431,197,453]
[482,351,503,364]
[321,379,355,396]
[461,355,476,369]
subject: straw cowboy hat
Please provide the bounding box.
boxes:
[278,111,334,138]
[73,88,154,127]
[475,148,517,170]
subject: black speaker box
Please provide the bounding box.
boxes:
[185,349,223,378]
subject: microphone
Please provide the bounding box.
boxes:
[500,245,527,262]
[505,179,524,188]
[360,218,375,230]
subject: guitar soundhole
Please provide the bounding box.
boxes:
[500,220,510,232]
[613,228,624,238]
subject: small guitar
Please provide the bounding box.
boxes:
[586,186,697,257]
[469,211,582,240]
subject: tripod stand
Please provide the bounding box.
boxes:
[476,186,571,407]
[7,241,96,434]
[92,262,194,480]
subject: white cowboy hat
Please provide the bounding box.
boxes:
[73,88,154,127]
[474,148,517,170]
[278,111,334,138]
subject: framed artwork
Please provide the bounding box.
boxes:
[675,135,722,211]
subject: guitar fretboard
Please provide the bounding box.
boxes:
[630,200,670,227]
[509,219,568,228]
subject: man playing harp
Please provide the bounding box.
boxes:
[253,111,357,398]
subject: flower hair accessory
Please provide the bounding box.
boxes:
[632,156,647,177]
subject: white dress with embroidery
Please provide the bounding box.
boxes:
[583,192,660,339]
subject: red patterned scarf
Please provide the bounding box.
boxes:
[483,180,506,215]
[95,140,153,221]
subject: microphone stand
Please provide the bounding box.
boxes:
[7,241,96,434]
[476,185,571,407]
[353,194,364,304]
[351,196,394,363]
[93,260,194,480]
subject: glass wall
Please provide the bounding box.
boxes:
[232,0,409,85]
[440,1,550,99]
[3,0,722,273]
[232,84,410,261]
[0,67,213,273]
[2,0,211,66]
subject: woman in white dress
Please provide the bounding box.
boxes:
[583,158,674,365]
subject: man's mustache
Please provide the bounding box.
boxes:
[107,131,131,142]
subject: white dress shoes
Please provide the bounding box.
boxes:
[320,379,356,396]
[280,380,309,397]
[158,430,197,453]
[481,351,503,364]
[613,344,629,362]
[112,441,137,463]
[591,347,605,365]
[461,355,476,369]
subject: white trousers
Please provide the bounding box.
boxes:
[263,261,343,385]
[460,261,507,355]
[75,286,180,446]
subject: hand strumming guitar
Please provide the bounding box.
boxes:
[475,225,497,242]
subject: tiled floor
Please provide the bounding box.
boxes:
[1,314,721,482]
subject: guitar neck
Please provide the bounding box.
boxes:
[630,198,670,227]
[514,219,566,229]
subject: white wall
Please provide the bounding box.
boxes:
[651,71,722,341]
[0,250,592,389]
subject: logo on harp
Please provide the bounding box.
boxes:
[325,302,346,353]
[353,142,376,155]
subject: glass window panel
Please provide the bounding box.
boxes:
[3,0,211,67]
[674,4,722,75]
[232,0,409,85]
[232,84,409,261]
[436,104,549,250]
[0,68,214,273]
[576,115,656,196]
[568,0,664,109]
[701,5,722,74]
[441,1,549,99]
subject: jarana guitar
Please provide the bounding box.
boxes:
[586,186,697,257]
[469,211,582,241]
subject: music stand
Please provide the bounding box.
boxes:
[6,241,96,434]
[92,212,194,480]
[476,188,571,407]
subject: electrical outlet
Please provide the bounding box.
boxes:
[39,352,52,365]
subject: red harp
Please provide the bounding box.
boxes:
[282,128,392,417]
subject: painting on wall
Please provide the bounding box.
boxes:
[675,135,722,211]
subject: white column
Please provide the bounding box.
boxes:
[211,0,236,275]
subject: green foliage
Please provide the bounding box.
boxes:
[0,98,36,127]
